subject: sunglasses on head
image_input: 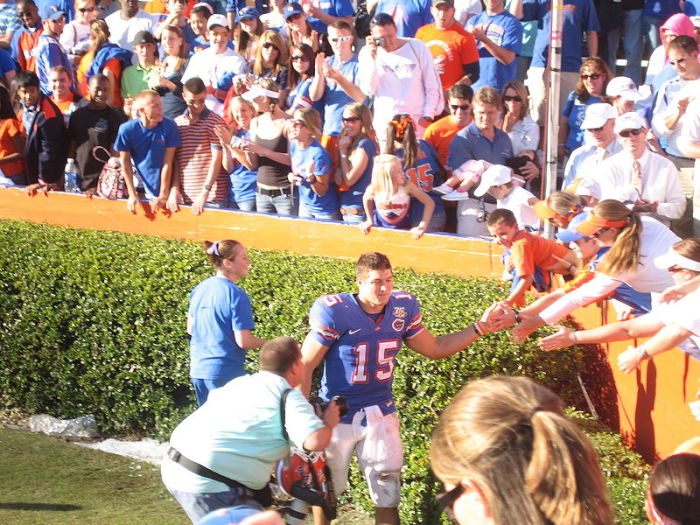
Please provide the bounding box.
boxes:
[436,484,463,520]
[450,103,470,111]
[503,95,522,102]
[342,116,360,123]
[619,128,643,137]
[581,73,601,80]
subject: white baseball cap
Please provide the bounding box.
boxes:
[580,103,615,130]
[614,111,648,134]
[656,247,700,271]
[473,165,512,197]
[207,14,229,30]
[606,76,643,101]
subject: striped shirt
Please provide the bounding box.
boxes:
[174,108,228,204]
[0,2,20,36]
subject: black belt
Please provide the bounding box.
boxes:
[257,186,291,197]
[167,447,272,506]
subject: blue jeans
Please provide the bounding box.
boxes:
[341,209,366,224]
[192,378,230,407]
[166,487,262,524]
[228,199,256,212]
[298,205,341,221]
[643,15,662,55]
[605,9,643,84]
[255,187,296,216]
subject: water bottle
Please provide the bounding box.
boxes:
[64,158,80,193]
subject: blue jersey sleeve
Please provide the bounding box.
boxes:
[309,295,343,346]
[230,288,255,331]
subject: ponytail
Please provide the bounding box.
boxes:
[594,200,642,276]
[202,239,242,270]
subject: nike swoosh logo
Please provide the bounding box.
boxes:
[348,329,361,335]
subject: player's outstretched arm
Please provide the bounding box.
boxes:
[300,332,330,398]
[406,323,487,360]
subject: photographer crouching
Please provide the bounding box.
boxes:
[161,337,341,524]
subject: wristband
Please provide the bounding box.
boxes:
[472,322,484,336]
[204,184,212,191]
[635,346,650,360]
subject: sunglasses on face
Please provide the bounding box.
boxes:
[503,95,522,102]
[291,54,308,61]
[342,116,360,123]
[78,7,95,12]
[592,227,610,239]
[262,42,278,49]
[581,73,601,80]
[291,119,306,127]
[287,13,302,21]
[330,35,352,43]
[450,104,470,111]
[669,57,687,66]
[436,484,463,520]
[619,128,643,138]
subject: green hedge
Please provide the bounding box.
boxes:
[0,219,647,523]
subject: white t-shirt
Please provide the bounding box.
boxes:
[105,10,156,52]
[498,185,538,230]
[182,47,248,114]
[649,289,700,360]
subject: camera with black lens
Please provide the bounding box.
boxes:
[373,37,386,47]
[310,395,348,418]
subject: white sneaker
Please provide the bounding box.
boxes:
[441,189,472,201]
[432,183,454,195]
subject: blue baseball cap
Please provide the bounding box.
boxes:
[236,6,260,23]
[197,506,261,525]
[40,2,66,21]
[556,210,591,244]
[284,2,304,20]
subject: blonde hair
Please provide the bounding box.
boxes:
[253,30,287,77]
[255,77,280,112]
[593,200,642,276]
[673,238,700,265]
[431,376,613,525]
[371,154,404,198]
[547,191,584,217]
[294,107,322,139]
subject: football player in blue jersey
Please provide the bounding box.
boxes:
[301,251,490,525]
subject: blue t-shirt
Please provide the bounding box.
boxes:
[646,0,680,19]
[188,275,255,380]
[308,291,424,423]
[308,0,355,34]
[522,0,600,72]
[339,137,376,210]
[290,138,338,215]
[229,129,257,204]
[288,77,324,114]
[0,48,16,77]
[374,0,433,37]
[36,35,73,96]
[114,117,181,197]
[321,54,362,136]
[561,92,602,152]
[448,121,514,170]
[467,10,522,92]
[394,139,446,224]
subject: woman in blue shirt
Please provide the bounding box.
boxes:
[336,102,378,224]
[188,239,267,406]
[560,57,611,156]
[288,107,340,220]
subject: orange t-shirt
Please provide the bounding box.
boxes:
[17,28,43,73]
[415,22,479,91]
[510,230,570,280]
[0,118,27,178]
[423,115,467,167]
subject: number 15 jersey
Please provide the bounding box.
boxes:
[308,291,425,421]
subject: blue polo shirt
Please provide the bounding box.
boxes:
[114,117,180,197]
[522,0,600,72]
[291,138,338,215]
[308,0,355,34]
[467,10,522,92]
[448,121,514,170]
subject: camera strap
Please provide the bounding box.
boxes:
[280,388,292,442]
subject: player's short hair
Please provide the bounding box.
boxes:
[669,34,698,55]
[486,208,517,227]
[447,83,473,102]
[259,337,301,375]
[356,252,392,280]
[183,77,206,95]
[473,86,501,108]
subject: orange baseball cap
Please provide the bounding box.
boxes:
[576,214,629,236]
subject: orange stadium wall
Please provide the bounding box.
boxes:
[1,187,698,462]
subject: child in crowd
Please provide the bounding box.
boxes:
[361,153,435,239]
[473,164,539,230]
[432,158,492,199]
[486,208,577,307]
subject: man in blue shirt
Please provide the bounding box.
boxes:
[369,0,433,37]
[115,90,180,213]
[467,0,522,91]
[302,0,355,34]
[302,252,488,525]
[511,0,600,125]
